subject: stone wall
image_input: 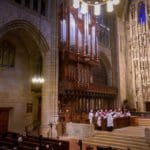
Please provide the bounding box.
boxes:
[0,0,59,135]
[0,42,33,133]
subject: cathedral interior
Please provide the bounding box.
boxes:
[0,0,150,150]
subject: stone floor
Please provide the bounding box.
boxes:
[113,126,150,137]
[61,126,150,150]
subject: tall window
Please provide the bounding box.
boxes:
[14,0,47,16]
[0,41,15,68]
[138,2,146,24]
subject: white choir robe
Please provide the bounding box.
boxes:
[97,116,102,127]
[107,113,114,127]
[95,111,99,118]
[88,112,94,124]
[126,112,131,117]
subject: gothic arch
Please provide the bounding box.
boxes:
[0,19,51,133]
[0,20,49,57]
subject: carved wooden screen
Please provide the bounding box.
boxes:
[91,60,107,86]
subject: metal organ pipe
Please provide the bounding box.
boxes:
[92,26,96,57]
[78,29,82,53]
[75,22,78,52]
[84,14,87,55]
[70,13,76,47]
[60,19,66,42]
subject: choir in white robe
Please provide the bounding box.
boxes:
[88,110,94,124]
[106,113,114,131]
[97,115,102,130]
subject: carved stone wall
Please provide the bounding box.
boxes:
[117,0,150,111]
[126,0,150,111]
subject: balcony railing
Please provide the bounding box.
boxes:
[59,81,118,96]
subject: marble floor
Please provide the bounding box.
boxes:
[113,126,150,137]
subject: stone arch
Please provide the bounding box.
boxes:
[0,19,51,133]
[0,19,49,57]
[99,51,112,86]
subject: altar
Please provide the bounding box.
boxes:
[66,122,94,138]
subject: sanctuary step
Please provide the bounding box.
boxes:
[83,127,150,150]
[138,118,150,126]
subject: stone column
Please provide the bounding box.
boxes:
[40,51,58,137]
[40,0,59,138]
[116,17,127,108]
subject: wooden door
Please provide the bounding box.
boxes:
[0,109,9,133]
[146,102,150,112]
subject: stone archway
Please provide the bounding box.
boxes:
[0,20,59,136]
[0,20,48,56]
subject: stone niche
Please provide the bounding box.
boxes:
[66,122,94,139]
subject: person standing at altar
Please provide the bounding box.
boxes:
[103,109,108,119]
[95,109,100,119]
[88,109,94,124]
[97,114,102,130]
[126,110,131,117]
[116,108,123,117]
[106,110,114,131]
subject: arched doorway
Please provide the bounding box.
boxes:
[0,20,47,133]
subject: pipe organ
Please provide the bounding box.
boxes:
[58,0,118,122]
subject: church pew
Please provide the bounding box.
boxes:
[0,132,69,150]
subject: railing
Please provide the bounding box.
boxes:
[89,84,118,94]
[60,81,118,95]
[62,113,137,130]
[131,112,150,118]
[25,121,40,136]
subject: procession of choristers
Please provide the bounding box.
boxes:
[88,108,131,131]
